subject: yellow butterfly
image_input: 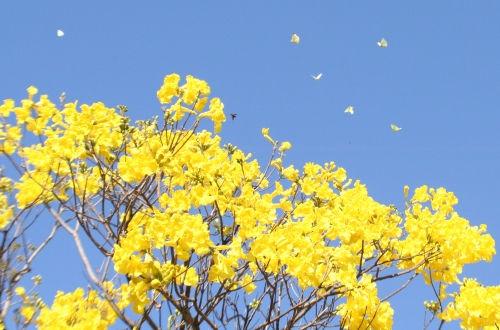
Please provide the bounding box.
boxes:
[59,92,66,104]
[311,73,323,80]
[344,106,354,115]
[291,33,300,45]
[390,124,402,132]
[377,38,388,48]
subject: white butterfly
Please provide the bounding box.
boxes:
[290,33,300,45]
[57,29,65,37]
[344,105,354,115]
[390,124,402,132]
[377,38,388,48]
[311,73,323,80]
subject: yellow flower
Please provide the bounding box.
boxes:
[194,97,208,112]
[15,286,26,296]
[180,75,211,105]
[0,99,15,117]
[403,185,410,198]
[0,202,13,229]
[261,127,275,145]
[26,86,38,99]
[412,185,430,203]
[198,98,226,133]
[271,158,283,170]
[183,267,199,287]
[282,165,299,181]
[157,73,181,104]
[21,306,36,322]
[279,141,292,152]
[240,274,256,294]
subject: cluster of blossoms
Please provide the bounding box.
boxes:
[0,74,498,329]
[441,278,500,329]
[14,286,116,330]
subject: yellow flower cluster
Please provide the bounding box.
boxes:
[0,122,21,154]
[157,74,210,107]
[36,288,117,329]
[112,210,207,312]
[15,287,40,325]
[158,73,225,132]
[338,275,394,329]
[0,192,13,229]
[248,175,402,290]
[441,278,500,329]
[397,186,495,284]
[4,88,125,209]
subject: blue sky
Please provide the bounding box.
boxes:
[1,0,500,328]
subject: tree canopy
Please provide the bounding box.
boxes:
[0,74,498,329]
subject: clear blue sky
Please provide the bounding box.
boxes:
[1,1,499,328]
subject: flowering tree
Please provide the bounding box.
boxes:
[0,74,498,329]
